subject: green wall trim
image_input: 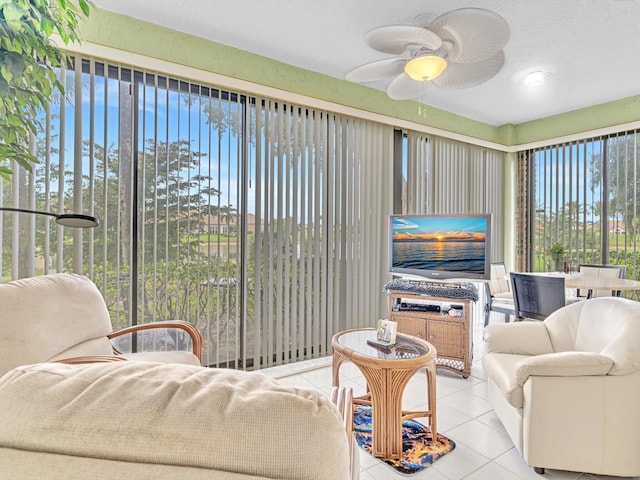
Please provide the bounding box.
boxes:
[513,95,640,145]
[496,124,517,146]
[79,9,499,143]
[81,8,640,148]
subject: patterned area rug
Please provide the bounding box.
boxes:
[353,405,455,475]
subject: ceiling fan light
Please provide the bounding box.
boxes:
[404,55,448,81]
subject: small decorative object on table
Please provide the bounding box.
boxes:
[376,319,397,344]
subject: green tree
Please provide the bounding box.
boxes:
[138,138,221,257]
[0,0,90,179]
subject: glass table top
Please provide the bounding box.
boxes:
[334,328,430,360]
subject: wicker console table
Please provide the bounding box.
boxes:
[386,289,473,378]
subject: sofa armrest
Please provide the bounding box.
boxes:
[516,351,614,385]
[331,386,357,480]
[108,320,202,363]
[484,322,553,355]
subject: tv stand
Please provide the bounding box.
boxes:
[386,288,473,378]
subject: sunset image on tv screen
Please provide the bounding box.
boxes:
[391,216,487,274]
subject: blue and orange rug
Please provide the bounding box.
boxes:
[353,405,455,475]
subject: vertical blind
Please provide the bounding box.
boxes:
[404,131,429,213]
[523,130,640,279]
[249,100,393,367]
[0,55,394,369]
[0,59,100,282]
[427,136,506,265]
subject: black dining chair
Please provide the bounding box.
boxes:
[510,273,566,321]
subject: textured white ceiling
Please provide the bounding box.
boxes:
[94,0,640,126]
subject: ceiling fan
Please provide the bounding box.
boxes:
[346,8,510,100]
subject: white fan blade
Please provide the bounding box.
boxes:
[346,58,406,83]
[429,8,509,63]
[386,73,432,100]
[365,25,442,54]
[433,51,505,89]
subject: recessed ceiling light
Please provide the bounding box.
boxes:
[523,71,551,88]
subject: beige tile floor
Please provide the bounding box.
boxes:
[260,312,639,480]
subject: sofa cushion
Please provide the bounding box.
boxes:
[484,322,553,356]
[482,353,530,408]
[493,292,513,300]
[0,362,351,480]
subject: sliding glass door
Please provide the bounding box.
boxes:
[0,55,393,369]
[525,131,640,279]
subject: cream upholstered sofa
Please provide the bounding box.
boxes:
[0,361,356,480]
[0,273,202,375]
[483,297,640,476]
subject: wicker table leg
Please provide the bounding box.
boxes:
[424,362,437,443]
[358,364,416,459]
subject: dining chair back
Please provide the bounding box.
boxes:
[578,264,626,298]
[488,263,511,297]
[510,273,566,321]
[484,262,515,327]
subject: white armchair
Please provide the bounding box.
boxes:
[0,273,202,376]
[483,297,640,476]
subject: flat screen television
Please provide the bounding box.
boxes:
[389,213,491,281]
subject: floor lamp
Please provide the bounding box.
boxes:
[0,207,99,228]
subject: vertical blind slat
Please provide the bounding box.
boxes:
[73,58,83,273]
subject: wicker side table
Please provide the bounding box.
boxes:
[332,328,437,460]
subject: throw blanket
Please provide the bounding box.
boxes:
[383,279,479,301]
